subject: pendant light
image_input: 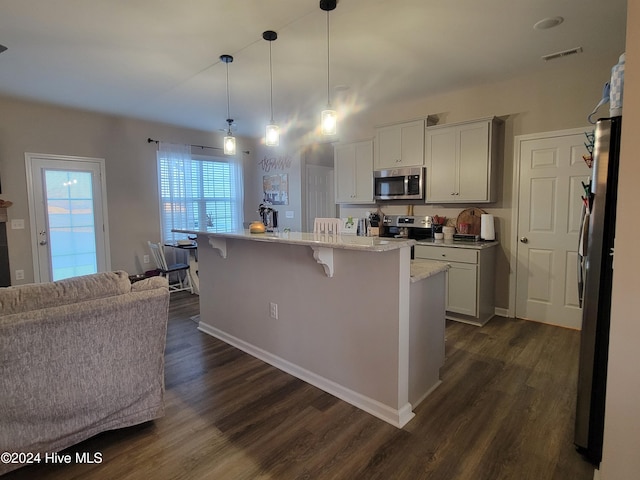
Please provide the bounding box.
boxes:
[220,54,236,156]
[263,30,280,147]
[320,0,337,136]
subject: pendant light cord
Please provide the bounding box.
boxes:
[225,61,231,130]
[326,10,331,108]
[269,40,274,123]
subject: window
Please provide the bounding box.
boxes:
[157,143,243,243]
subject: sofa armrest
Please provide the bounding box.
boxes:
[132,276,169,292]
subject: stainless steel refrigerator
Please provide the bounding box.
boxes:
[575,116,622,465]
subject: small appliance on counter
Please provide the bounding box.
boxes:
[257,203,278,232]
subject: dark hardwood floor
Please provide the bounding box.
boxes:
[5,292,595,479]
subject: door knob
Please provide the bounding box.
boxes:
[520,237,529,244]
[39,240,48,246]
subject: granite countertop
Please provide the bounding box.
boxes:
[173,229,415,252]
[415,238,499,249]
[410,259,449,283]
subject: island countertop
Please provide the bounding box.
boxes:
[173,229,415,252]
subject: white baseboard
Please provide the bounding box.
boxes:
[198,322,415,428]
[494,307,510,318]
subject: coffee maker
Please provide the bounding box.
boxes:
[258,203,278,232]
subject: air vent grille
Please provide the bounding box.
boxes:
[542,47,583,61]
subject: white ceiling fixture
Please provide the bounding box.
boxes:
[263,30,279,147]
[220,54,236,156]
[320,0,337,137]
[534,16,564,30]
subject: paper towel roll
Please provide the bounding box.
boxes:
[480,214,495,240]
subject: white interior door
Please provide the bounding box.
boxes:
[515,129,590,328]
[306,165,335,232]
[26,153,111,282]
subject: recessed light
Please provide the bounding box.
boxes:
[534,16,564,30]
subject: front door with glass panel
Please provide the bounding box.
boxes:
[26,154,110,282]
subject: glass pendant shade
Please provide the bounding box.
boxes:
[321,109,337,136]
[265,124,280,146]
[223,134,236,156]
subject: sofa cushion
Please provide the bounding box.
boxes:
[0,270,132,316]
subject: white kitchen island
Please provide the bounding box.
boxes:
[176,229,448,428]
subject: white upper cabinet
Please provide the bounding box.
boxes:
[425,117,503,203]
[375,119,425,169]
[334,140,374,204]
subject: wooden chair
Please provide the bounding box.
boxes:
[147,241,194,294]
[313,218,341,235]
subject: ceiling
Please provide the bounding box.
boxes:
[0,0,627,143]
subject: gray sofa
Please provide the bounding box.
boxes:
[0,271,170,474]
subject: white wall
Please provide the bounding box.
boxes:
[599,1,640,477]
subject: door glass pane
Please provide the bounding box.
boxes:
[44,170,97,280]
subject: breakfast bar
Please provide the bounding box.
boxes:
[176,229,448,428]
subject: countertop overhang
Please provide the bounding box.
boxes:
[173,229,415,252]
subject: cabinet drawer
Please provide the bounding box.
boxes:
[414,245,478,264]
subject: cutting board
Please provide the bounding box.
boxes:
[456,207,486,235]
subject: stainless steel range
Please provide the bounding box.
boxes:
[380,215,433,240]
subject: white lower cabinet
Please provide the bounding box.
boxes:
[414,243,497,326]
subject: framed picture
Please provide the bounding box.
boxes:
[262,173,289,205]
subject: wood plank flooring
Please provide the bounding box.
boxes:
[5,293,595,479]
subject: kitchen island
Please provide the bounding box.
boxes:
[176,229,448,428]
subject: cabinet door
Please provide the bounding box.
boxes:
[335,141,373,203]
[399,120,425,167]
[353,141,373,202]
[458,121,490,202]
[375,126,402,169]
[447,262,478,316]
[375,119,425,169]
[335,144,356,203]
[426,126,457,202]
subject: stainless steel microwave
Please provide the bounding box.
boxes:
[374,167,424,201]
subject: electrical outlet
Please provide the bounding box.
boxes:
[143,255,150,264]
[269,302,278,319]
[11,219,25,230]
[15,269,24,280]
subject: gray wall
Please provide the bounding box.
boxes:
[0,96,255,283]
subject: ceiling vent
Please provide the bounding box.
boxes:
[542,47,583,61]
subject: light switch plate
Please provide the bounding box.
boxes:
[11,219,25,229]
